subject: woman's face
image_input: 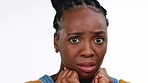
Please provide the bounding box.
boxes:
[54,7,107,79]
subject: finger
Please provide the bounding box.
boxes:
[94,77,99,83]
[56,69,72,83]
[70,70,79,81]
[91,78,94,83]
[94,68,112,83]
[67,70,79,83]
[93,71,100,83]
[93,68,104,78]
[57,70,64,79]
[60,68,70,78]
[98,68,108,77]
[99,71,112,83]
[57,67,67,78]
[65,69,73,77]
[98,71,111,80]
[95,72,110,83]
[57,68,70,80]
[64,67,67,70]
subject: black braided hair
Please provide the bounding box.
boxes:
[51,0,109,32]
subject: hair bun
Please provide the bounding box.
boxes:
[51,0,64,12]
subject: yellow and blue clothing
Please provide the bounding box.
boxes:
[26,75,129,83]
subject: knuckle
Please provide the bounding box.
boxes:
[61,78,66,83]
[66,77,72,81]
[106,78,112,83]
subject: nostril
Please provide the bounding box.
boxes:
[80,50,94,58]
[81,54,94,58]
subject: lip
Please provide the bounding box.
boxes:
[77,61,96,73]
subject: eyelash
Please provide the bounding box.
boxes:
[94,37,104,45]
[69,36,80,44]
[68,36,105,45]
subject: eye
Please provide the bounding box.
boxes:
[95,37,104,44]
[70,37,80,43]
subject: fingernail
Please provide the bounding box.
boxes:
[64,67,66,70]
[91,79,94,83]
[95,78,98,83]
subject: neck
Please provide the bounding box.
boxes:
[79,77,93,83]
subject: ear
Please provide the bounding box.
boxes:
[54,33,59,53]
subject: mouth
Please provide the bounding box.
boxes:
[77,61,96,73]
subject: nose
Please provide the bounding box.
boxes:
[80,42,95,58]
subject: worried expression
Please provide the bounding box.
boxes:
[54,7,108,79]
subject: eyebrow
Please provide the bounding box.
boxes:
[92,31,106,35]
[67,31,106,36]
[67,32,84,36]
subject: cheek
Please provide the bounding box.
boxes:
[59,37,78,58]
[95,45,107,61]
[59,42,73,56]
[59,42,77,66]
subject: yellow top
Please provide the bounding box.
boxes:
[25,80,41,83]
[119,79,130,83]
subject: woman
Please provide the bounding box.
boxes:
[26,0,129,83]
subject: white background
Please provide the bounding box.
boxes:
[0,0,148,83]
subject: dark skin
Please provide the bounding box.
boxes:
[52,6,112,83]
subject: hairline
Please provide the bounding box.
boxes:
[56,5,107,34]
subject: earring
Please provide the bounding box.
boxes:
[55,49,59,53]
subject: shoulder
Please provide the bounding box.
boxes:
[25,75,54,83]
[25,80,41,83]
[119,79,130,83]
[112,77,130,83]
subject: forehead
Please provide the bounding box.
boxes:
[61,7,107,33]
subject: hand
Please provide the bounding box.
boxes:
[92,68,112,83]
[55,67,80,83]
